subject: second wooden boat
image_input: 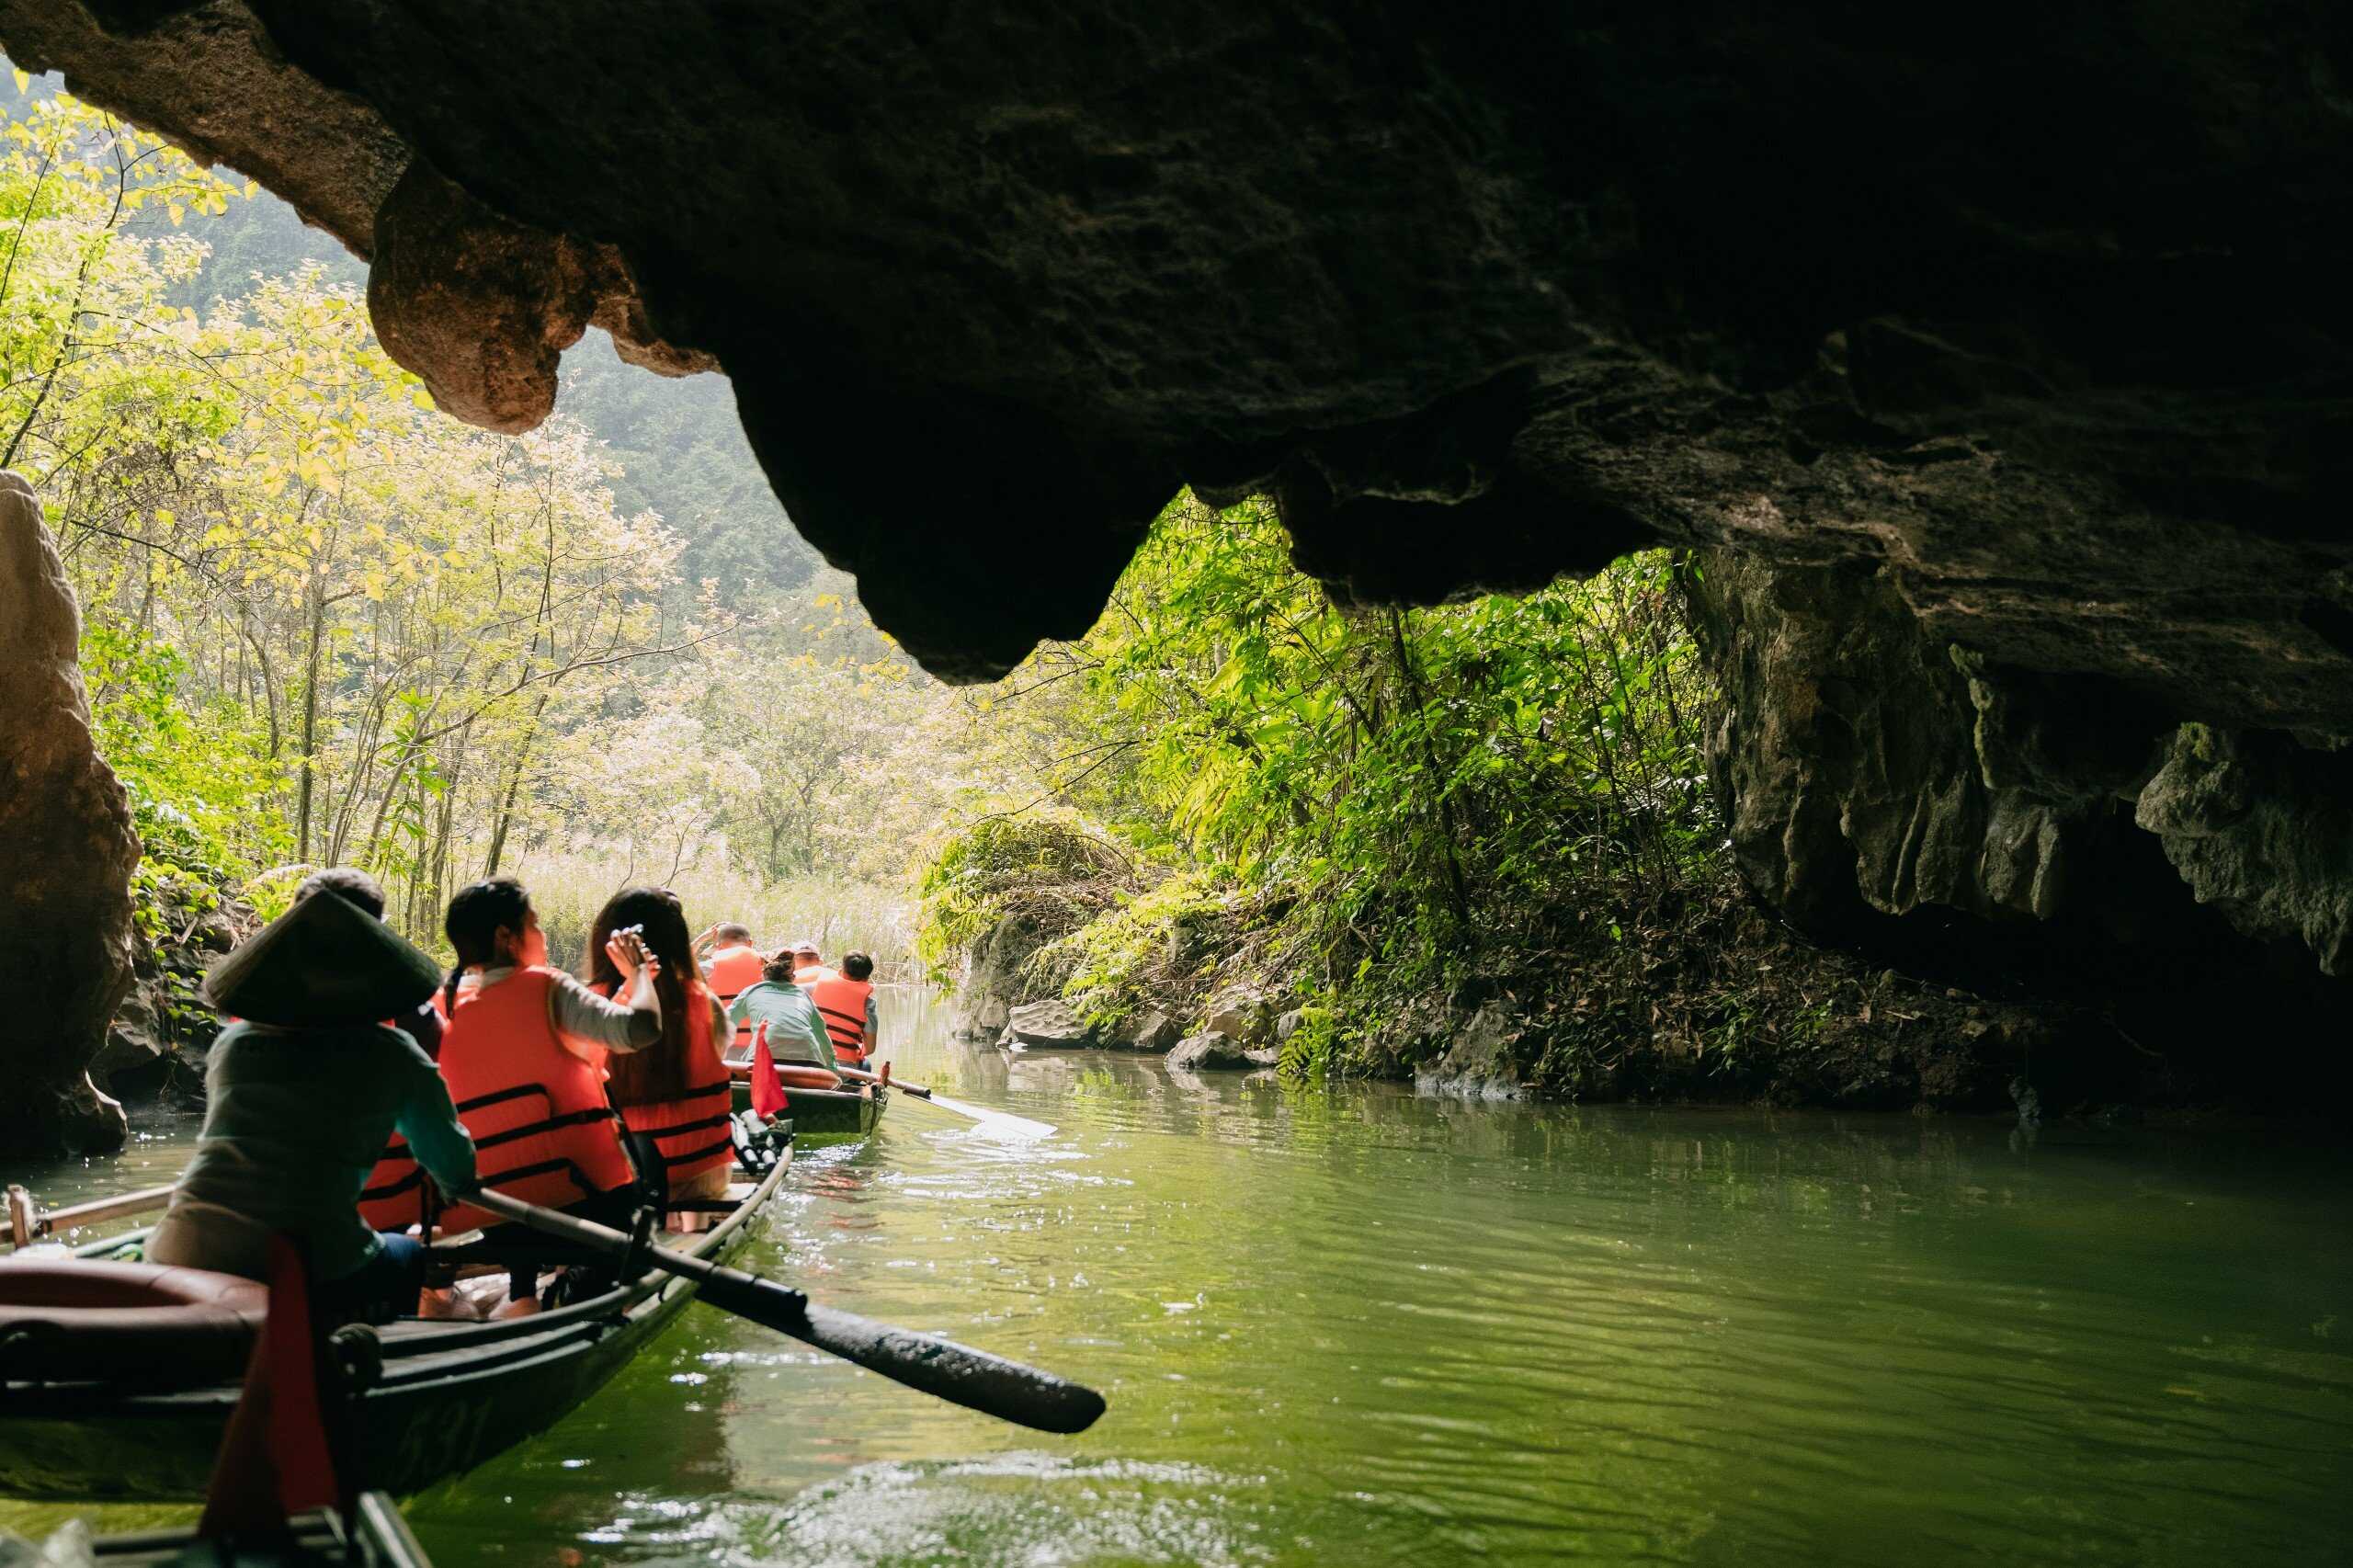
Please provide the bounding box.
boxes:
[730,1070,884,1142]
[88,1491,430,1568]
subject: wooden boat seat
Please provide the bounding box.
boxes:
[0,1257,264,1387]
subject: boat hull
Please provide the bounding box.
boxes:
[0,1146,790,1501]
[730,1078,881,1142]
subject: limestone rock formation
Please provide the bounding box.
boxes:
[1107,1006,1182,1054]
[1686,552,2166,936]
[1688,550,2353,1073]
[1413,1006,1531,1102]
[368,162,710,433]
[1201,990,1276,1047]
[2138,729,2353,977]
[4,1,2350,703]
[0,472,139,1154]
[948,915,1054,1040]
[1002,998,1093,1051]
[1165,1031,1256,1073]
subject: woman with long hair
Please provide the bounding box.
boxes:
[584,886,736,1232]
[434,875,664,1314]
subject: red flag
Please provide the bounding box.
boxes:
[750,1021,789,1119]
[199,1234,341,1534]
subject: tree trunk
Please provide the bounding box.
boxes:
[294,573,328,864]
[1385,608,1474,926]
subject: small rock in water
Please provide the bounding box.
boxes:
[1113,1006,1183,1053]
[1166,1030,1255,1071]
[2009,1076,2041,1126]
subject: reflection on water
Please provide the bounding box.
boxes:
[8,987,2350,1565]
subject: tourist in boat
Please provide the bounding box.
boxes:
[432,875,664,1315]
[723,950,838,1070]
[585,888,738,1234]
[294,867,443,1058]
[806,951,880,1064]
[146,888,479,1324]
[277,867,462,1246]
[788,938,839,985]
[695,921,767,1006]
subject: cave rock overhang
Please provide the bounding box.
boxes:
[2,0,2350,731]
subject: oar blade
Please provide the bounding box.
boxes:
[796,1300,1107,1435]
[924,1094,1056,1140]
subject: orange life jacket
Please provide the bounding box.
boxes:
[431,967,638,1234]
[807,974,873,1058]
[357,1012,445,1234]
[357,1133,432,1233]
[705,945,767,1003]
[606,978,736,1192]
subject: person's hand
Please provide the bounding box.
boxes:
[608,929,660,985]
[606,928,641,982]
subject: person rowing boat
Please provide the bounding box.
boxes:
[723,950,838,1072]
[804,951,879,1066]
[142,889,480,1325]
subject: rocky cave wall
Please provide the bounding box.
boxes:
[1688,551,2351,1088]
[0,3,2349,1138]
[0,473,140,1155]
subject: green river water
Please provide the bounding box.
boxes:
[6,987,2348,1566]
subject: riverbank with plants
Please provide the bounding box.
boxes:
[917,496,2097,1114]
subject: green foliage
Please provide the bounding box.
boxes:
[81,622,284,937]
[1028,869,1233,1029]
[915,818,1136,981]
[1080,494,1716,1000]
[923,489,1724,1076]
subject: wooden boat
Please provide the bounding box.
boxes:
[0,1131,792,1502]
[729,1067,883,1142]
[88,1491,430,1568]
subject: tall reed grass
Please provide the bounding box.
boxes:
[483,847,918,978]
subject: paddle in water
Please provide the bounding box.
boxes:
[462,1187,1105,1434]
[835,1064,1055,1140]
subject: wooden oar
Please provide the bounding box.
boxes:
[463,1187,1104,1434]
[6,1181,176,1249]
[835,1065,1055,1139]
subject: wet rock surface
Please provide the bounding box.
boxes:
[2138,728,2353,977]
[1002,998,1094,1050]
[1688,550,2353,1073]
[0,472,141,1154]
[1165,1031,1261,1073]
[3,2,2348,709]
[1414,1006,1532,1101]
[1108,1006,1183,1054]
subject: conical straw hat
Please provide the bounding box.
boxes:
[203,884,442,1027]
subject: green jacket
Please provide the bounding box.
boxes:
[725,981,836,1067]
[162,1020,477,1280]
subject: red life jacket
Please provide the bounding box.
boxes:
[807,974,873,1059]
[705,946,766,1003]
[607,978,736,1192]
[356,1134,431,1233]
[357,1012,446,1234]
[432,967,638,1234]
